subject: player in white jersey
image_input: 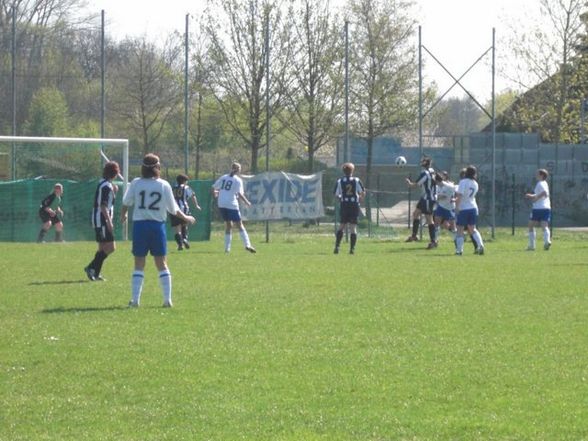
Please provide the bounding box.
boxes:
[121,153,195,308]
[84,161,120,282]
[525,168,551,250]
[455,165,485,255]
[212,162,256,253]
[432,171,457,248]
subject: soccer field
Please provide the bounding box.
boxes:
[1,229,587,440]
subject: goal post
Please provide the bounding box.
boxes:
[0,135,129,241]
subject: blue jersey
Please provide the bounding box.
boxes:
[334,176,365,205]
[416,168,436,201]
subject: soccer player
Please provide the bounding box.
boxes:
[432,171,457,248]
[170,174,201,251]
[333,162,365,254]
[455,165,485,256]
[525,168,551,251]
[121,153,195,308]
[37,183,64,242]
[405,156,436,247]
[212,162,256,253]
[84,161,120,282]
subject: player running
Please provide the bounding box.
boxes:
[525,168,551,251]
[121,153,195,308]
[84,161,120,281]
[37,183,65,243]
[432,171,457,248]
[212,162,256,254]
[405,156,437,247]
[455,165,485,256]
[333,162,366,255]
[171,174,201,251]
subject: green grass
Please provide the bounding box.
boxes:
[1,227,588,440]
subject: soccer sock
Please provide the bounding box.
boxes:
[412,219,419,237]
[335,230,344,247]
[159,270,172,304]
[181,225,187,240]
[456,235,465,253]
[224,233,232,252]
[470,233,478,250]
[54,231,63,242]
[450,229,456,242]
[174,233,182,246]
[93,251,108,276]
[543,227,551,245]
[131,271,144,305]
[350,233,357,250]
[428,224,436,242]
[37,229,47,242]
[528,230,536,249]
[472,229,484,249]
[239,229,251,248]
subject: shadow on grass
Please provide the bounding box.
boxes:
[41,306,128,314]
[29,279,89,286]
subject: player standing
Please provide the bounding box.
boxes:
[171,174,201,251]
[333,162,365,254]
[121,153,195,308]
[84,161,120,281]
[212,162,256,253]
[455,165,485,255]
[432,171,457,248]
[525,168,551,251]
[37,183,64,243]
[405,156,437,247]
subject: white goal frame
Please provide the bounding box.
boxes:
[0,135,129,239]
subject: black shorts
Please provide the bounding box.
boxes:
[95,226,115,243]
[170,214,186,227]
[416,198,435,215]
[39,210,61,225]
[340,203,360,224]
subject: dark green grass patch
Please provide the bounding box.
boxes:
[1,229,588,440]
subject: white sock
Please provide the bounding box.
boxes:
[131,271,144,304]
[224,233,232,252]
[239,229,251,248]
[543,227,551,245]
[456,236,464,253]
[528,230,536,249]
[450,229,456,242]
[159,270,172,304]
[472,230,484,249]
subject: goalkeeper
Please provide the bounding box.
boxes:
[37,183,64,243]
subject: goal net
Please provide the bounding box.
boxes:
[0,136,129,242]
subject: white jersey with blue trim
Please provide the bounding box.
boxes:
[437,181,457,211]
[456,178,478,211]
[532,180,550,209]
[122,177,179,222]
[213,173,243,210]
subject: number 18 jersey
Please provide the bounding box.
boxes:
[213,173,244,210]
[122,177,179,222]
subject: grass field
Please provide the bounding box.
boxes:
[1,226,588,440]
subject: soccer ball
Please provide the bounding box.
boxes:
[395,156,407,166]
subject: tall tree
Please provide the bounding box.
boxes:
[282,0,344,172]
[109,36,183,154]
[205,0,292,173]
[347,0,418,220]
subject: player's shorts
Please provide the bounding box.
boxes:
[39,210,62,225]
[530,209,551,223]
[434,206,455,221]
[219,207,241,222]
[170,213,187,227]
[416,198,434,215]
[339,203,360,224]
[456,208,478,227]
[95,226,115,243]
[132,220,167,257]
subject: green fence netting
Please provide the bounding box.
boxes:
[0,179,213,242]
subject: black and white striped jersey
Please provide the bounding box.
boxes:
[334,176,365,204]
[416,167,436,201]
[92,179,115,228]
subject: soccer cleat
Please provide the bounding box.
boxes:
[405,235,419,242]
[95,275,106,282]
[246,246,257,253]
[544,242,551,251]
[162,301,173,308]
[349,248,355,255]
[127,300,139,308]
[84,266,96,281]
[526,246,535,251]
[182,238,190,249]
[426,242,438,250]
[177,244,183,251]
[476,246,485,255]
[333,247,339,254]
[455,251,463,256]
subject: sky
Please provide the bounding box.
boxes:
[87,0,540,101]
